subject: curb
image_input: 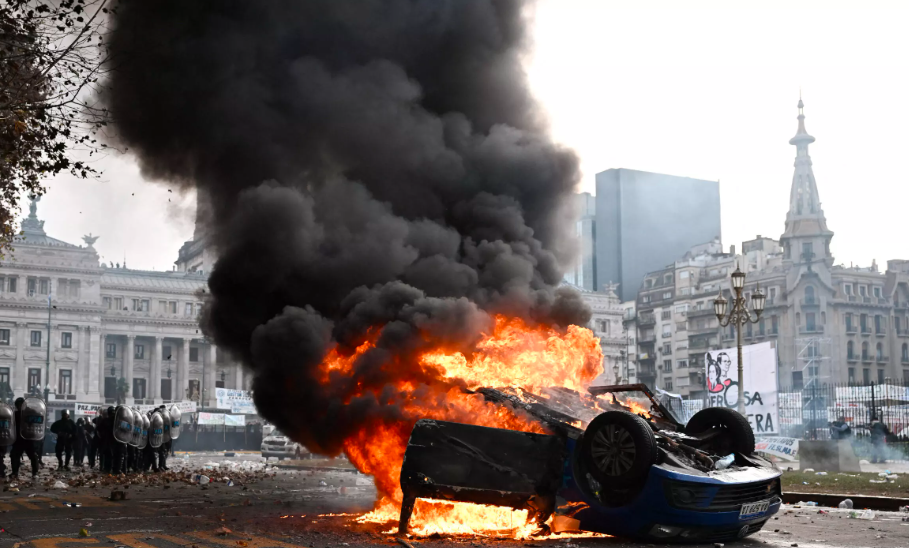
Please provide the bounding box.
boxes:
[782,491,909,511]
[272,464,359,473]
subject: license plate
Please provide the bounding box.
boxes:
[739,500,770,519]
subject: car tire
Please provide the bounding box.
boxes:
[581,410,657,488]
[685,407,755,455]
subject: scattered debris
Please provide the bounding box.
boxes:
[839,499,854,509]
[395,538,415,548]
[78,528,90,537]
[53,481,68,489]
[109,491,127,501]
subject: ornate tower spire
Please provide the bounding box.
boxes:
[781,98,833,266]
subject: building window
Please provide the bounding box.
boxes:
[132,299,149,312]
[860,314,868,332]
[662,291,672,300]
[27,278,36,296]
[133,378,146,400]
[847,341,855,359]
[902,343,908,362]
[106,343,116,358]
[792,371,803,390]
[876,342,884,361]
[102,297,111,309]
[135,344,145,359]
[185,303,194,317]
[679,287,690,296]
[843,283,853,296]
[642,295,651,304]
[61,332,72,349]
[0,368,7,390]
[0,329,8,346]
[27,369,41,394]
[875,315,884,333]
[758,318,765,335]
[905,370,909,382]
[804,285,815,304]
[845,313,853,331]
[874,287,882,298]
[860,286,867,297]
[677,359,688,369]
[169,302,177,314]
[848,367,855,384]
[769,287,777,303]
[39,278,49,295]
[661,327,671,338]
[863,368,870,384]
[771,315,778,333]
[862,341,869,360]
[878,369,885,384]
[30,331,41,347]
[662,343,671,355]
[159,300,167,313]
[661,310,671,320]
[806,312,816,332]
[6,278,15,294]
[664,380,673,391]
[664,274,673,284]
[663,359,672,372]
[163,345,172,361]
[189,347,199,362]
[679,271,690,279]
[58,369,72,395]
[114,297,123,310]
[645,279,653,289]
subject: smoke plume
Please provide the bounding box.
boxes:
[104,1,588,456]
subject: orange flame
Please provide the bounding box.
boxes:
[313,315,603,536]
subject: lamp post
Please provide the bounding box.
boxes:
[713,266,766,415]
[613,361,621,385]
[44,294,51,404]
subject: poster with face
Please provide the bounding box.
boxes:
[705,341,779,435]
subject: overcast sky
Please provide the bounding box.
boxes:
[35,0,909,271]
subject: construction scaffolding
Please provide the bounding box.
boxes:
[796,336,831,431]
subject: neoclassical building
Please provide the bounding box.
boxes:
[632,100,909,397]
[0,199,246,415]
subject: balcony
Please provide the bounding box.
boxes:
[861,327,872,336]
[638,314,656,327]
[897,328,909,338]
[800,298,819,307]
[640,334,656,344]
[903,356,909,364]
[876,355,889,364]
[847,354,859,363]
[875,329,887,337]
[895,301,909,311]
[799,325,824,334]
[846,325,857,334]
[861,353,872,363]
[687,307,715,319]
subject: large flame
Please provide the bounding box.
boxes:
[314,315,603,536]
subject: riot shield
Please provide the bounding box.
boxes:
[129,408,141,447]
[0,402,15,446]
[168,404,182,440]
[161,410,171,444]
[149,413,164,448]
[112,405,134,445]
[139,414,149,449]
[19,397,46,441]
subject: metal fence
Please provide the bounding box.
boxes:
[775,380,909,443]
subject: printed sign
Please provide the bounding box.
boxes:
[755,437,799,460]
[215,388,257,415]
[705,341,779,435]
[74,403,103,417]
[197,412,225,425]
[224,414,246,427]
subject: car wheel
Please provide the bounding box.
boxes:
[581,410,657,488]
[685,407,755,455]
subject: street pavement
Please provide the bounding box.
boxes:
[0,453,903,548]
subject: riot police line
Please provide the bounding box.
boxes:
[0,397,183,478]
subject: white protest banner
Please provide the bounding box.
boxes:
[224,414,246,427]
[215,388,257,414]
[135,401,198,414]
[705,341,778,435]
[755,437,799,460]
[197,412,225,425]
[74,403,103,417]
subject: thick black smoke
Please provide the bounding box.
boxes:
[104,0,589,455]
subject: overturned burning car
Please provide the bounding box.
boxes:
[398,384,781,543]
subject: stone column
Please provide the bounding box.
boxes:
[230,361,243,391]
[125,335,135,404]
[181,338,191,402]
[77,326,86,395]
[152,337,163,402]
[206,345,218,408]
[98,333,106,399]
[13,322,26,395]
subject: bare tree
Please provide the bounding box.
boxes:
[0,0,111,248]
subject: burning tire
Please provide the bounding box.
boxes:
[684,407,755,455]
[581,411,657,488]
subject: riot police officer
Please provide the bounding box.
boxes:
[142,411,159,472]
[50,410,75,470]
[10,398,39,478]
[157,406,170,470]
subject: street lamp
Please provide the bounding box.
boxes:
[714,265,765,415]
[44,294,52,404]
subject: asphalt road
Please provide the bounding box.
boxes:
[0,453,902,548]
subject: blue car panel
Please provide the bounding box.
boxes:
[558,437,782,541]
